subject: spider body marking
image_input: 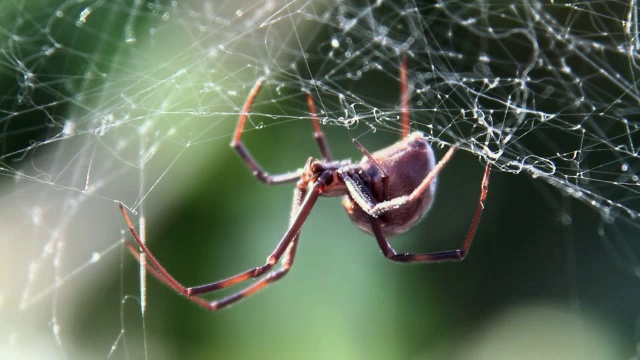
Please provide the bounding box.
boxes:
[119,56,491,311]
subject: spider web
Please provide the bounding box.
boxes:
[0,0,638,358]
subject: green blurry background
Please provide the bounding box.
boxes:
[0,1,637,359]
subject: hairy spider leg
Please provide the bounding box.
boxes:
[230,79,333,185]
[122,241,213,309]
[306,91,333,161]
[369,162,490,263]
[230,77,299,185]
[119,171,332,310]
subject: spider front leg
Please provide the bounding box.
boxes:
[123,228,301,310]
[370,163,491,263]
[119,171,332,310]
[306,91,333,161]
[231,78,300,185]
[231,79,333,185]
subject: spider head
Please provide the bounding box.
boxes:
[299,158,350,197]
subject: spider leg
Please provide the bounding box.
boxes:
[118,171,332,310]
[352,139,389,200]
[120,203,272,297]
[306,91,333,161]
[185,183,308,296]
[207,233,300,310]
[369,163,490,263]
[400,54,410,138]
[203,171,311,309]
[123,241,213,308]
[121,210,296,308]
[231,77,301,185]
[231,79,335,184]
[124,241,175,289]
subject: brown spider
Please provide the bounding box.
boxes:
[120,56,491,311]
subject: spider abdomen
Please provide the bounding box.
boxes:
[342,132,437,236]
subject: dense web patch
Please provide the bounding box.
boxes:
[0,0,638,358]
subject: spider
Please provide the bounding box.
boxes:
[119,56,491,311]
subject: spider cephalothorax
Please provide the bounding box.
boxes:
[299,158,348,196]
